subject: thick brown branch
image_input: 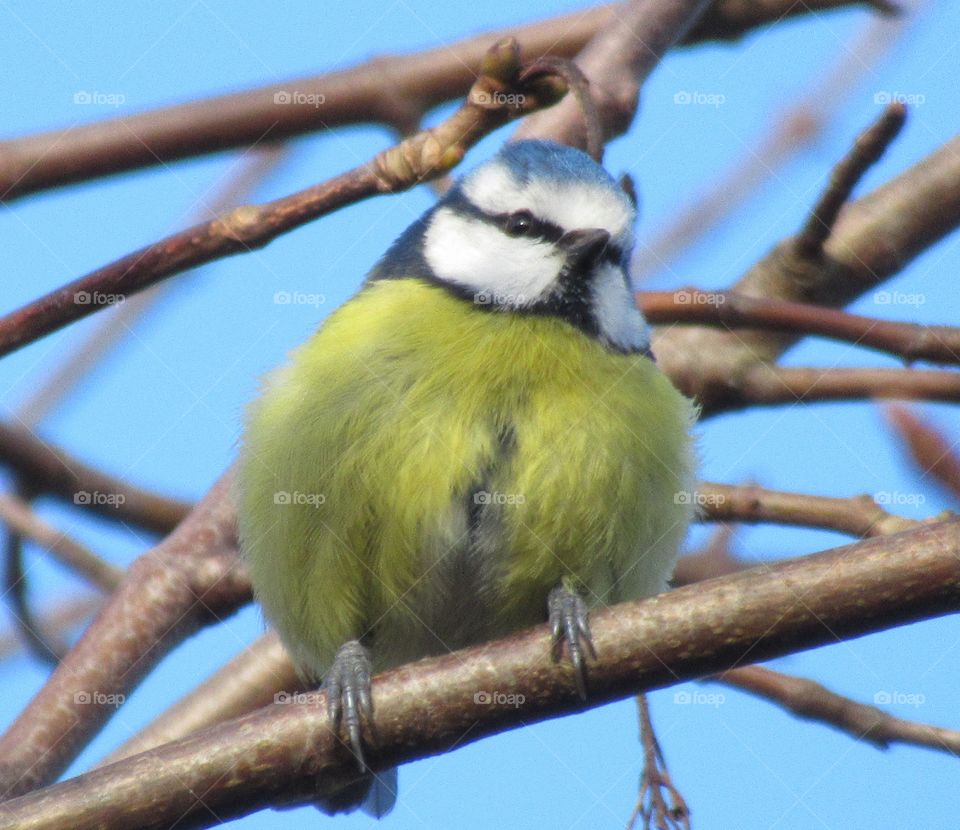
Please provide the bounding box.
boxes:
[2,518,958,830]
[515,0,713,149]
[101,632,299,766]
[0,0,889,202]
[654,130,960,410]
[681,0,899,43]
[105,478,919,759]
[717,665,960,754]
[0,470,246,799]
[0,422,191,534]
[641,290,960,366]
[0,40,564,358]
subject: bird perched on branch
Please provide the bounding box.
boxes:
[237,139,696,816]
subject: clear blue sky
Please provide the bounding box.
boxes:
[2,2,959,828]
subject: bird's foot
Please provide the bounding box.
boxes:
[324,640,375,771]
[548,583,597,700]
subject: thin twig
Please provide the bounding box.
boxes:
[0,422,192,534]
[14,145,288,426]
[633,6,912,279]
[697,482,918,538]
[885,405,960,502]
[2,485,66,665]
[640,290,960,366]
[672,524,748,586]
[0,493,122,593]
[0,596,101,661]
[629,694,690,830]
[716,665,960,754]
[515,0,713,148]
[728,365,960,411]
[0,40,567,358]
[795,103,907,259]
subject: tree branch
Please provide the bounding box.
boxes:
[100,632,298,766]
[0,470,245,799]
[885,405,960,502]
[697,482,918,538]
[0,0,892,202]
[0,421,192,534]
[0,493,122,592]
[717,665,960,754]
[514,0,714,149]
[2,517,958,830]
[794,102,907,259]
[715,365,960,412]
[0,40,566,358]
[654,124,960,410]
[633,11,909,279]
[640,290,960,366]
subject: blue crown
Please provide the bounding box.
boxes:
[478,140,620,191]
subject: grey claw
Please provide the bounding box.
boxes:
[548,584,596,700]
[323,640,374,771]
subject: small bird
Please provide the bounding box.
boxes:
[237,139,696,816]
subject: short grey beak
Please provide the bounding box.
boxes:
[558,228,611,271]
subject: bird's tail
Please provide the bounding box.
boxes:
[316,767,398,818]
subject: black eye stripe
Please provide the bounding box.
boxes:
[454,192,624,261]
[494,211,563,243]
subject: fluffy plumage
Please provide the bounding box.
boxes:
[237,140,696,815]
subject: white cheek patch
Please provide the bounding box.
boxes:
[464,164,635,247]
[423,207,563,306]
[591,262,651,352]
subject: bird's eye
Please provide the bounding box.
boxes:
[504,210,536,237]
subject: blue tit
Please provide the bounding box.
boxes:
[237,139,697,816]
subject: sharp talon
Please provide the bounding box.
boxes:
[547,584,595,700]
[323,640,374,771]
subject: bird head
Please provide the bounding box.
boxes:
[368,140,650,355]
